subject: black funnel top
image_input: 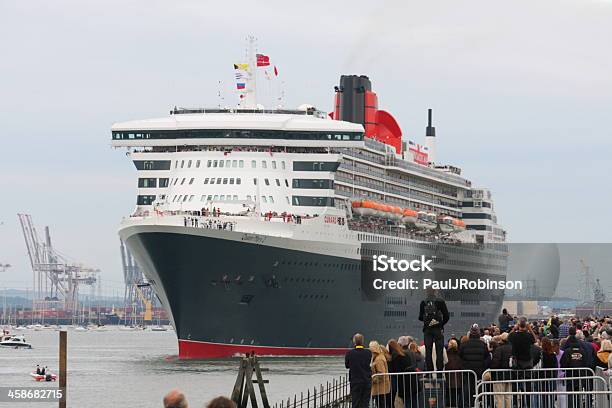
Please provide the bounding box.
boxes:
[426,108,436,137]
[337,75,372,125]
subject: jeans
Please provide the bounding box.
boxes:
[424,327,444,372]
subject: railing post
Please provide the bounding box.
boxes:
[59,330,67,408]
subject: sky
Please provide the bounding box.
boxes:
[0,0,611,294]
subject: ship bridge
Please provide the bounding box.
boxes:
[111,109,365,149]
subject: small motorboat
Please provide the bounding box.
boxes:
[0,335,32,349]
[150,326,168,332]
[30,372,57,382]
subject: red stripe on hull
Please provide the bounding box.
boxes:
[178,339,348,359]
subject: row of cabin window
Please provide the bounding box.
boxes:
[172,176,288,187]
[170,177,244,186]
[171,194,290,204]
[173,159,289,170]
[174,159,246,169]
[206,195,287,204]
[207,159,287,170]
[253,178,289,187]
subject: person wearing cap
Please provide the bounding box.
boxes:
[459,324,490,378]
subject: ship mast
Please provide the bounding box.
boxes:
[241,35,258,109]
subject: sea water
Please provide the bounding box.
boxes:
[0,329,345,407]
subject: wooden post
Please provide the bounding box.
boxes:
[59,330,67,408]
[252,357,270,408]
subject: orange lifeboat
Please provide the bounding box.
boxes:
[438,216,467,233]
[402,208,418,224]
[438,215,455,233]
[453,218,466,231]
[390,206,403,220]
[352,200,375,216]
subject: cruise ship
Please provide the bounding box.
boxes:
[112,54,507,358]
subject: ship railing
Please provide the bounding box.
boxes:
[337,163,461,201]
[129,209,322,229]
[272,375,351,408]
[347,223,464,246]
[339,142,471,186]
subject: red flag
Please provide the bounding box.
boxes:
[256,54,270,67]
[273,65,278,76]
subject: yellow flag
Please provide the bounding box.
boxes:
[234,63,249,71]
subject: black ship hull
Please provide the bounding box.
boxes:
[123,226,505,358]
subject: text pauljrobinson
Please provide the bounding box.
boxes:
[372,278,523,290]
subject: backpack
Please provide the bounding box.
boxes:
[562,346,587,369]
[423,300,442,327]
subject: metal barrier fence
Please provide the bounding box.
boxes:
[272,375,351,408]
[371,368,612,408]
[477,367,609,408]
[372,370,478,408]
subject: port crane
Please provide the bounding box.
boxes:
[17,214,100,312]
[119,240,154,323]
[593,278,606,316]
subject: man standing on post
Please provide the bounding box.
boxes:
[345,333,372,408]
[418,288,450,372]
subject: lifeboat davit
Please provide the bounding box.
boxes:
[402,208,418,225]
[390,206,403,221]
[416,211,437,230]
[438,216,467,233]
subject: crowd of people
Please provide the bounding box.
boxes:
[346,289,612,408]
[184,216,235,231]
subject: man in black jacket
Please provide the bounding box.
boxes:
[418,288,450,371]
[345,333,372,408]
[508,317,537,369]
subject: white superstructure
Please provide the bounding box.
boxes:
[112,106,505,247]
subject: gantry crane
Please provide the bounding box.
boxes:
[17,214,100,312]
